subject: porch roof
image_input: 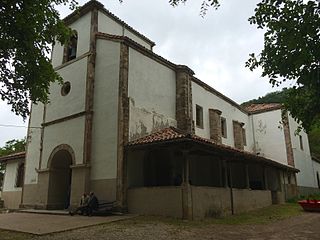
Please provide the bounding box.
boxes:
[0,151,25,163]
[127,127,298,172]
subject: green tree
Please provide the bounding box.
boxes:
[0,139,26,157]
[246,0,320,132]
[0,0,77,119]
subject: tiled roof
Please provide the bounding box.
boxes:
[0,151,25,162]
[128,127,186,146]
[127,127,298,172]
[245,103,283,114]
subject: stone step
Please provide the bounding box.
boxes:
[18,209,69,216]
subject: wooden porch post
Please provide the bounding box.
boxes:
[263,167,268,190]
[245,164,250,189]
[181,150,193,220]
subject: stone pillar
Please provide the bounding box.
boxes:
[117,42,130,211]
[282,112,295,167]
[209,109,222,144]
[233,121,244,150]
[176,65,194,134]
[37,169,50,209]
[70,164,91,208]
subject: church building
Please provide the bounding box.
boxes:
[1,0,319,219]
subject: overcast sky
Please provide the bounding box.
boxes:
[0,0,285,147]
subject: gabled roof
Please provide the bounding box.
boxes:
[0,151,25,163]
[245,103,283,114]
[63,0,155,47]
[127,127,298,172]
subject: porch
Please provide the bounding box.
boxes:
[125,127,298,219]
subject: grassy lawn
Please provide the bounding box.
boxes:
[114,203,303,227]
[207,203,303,225]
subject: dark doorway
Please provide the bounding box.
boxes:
[47,150,73,209]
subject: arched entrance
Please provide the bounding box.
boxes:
[47,146,74,209]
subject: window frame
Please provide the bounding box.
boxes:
[195,104,204,129]
[63,31,78,63]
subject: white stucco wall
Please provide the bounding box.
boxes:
[24,103,44,185]
[98,11,123,36]
[3,160,22,192]
[288,115,316,188]
[90,39,120,180]
[41,117,85,168]
[192,82,253,152]
[52,12,91,68]
[45,57,87,122]
[312,160,320,189]
[251,109,287,164]
[98,11,152,50]
[128,48,176,140]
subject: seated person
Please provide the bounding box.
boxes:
[69,192,89,216]
[87,191,99,216]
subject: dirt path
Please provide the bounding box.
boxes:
[36,212,320,240]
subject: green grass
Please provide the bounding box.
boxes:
[207,203,302,225]
[115,203,303,227]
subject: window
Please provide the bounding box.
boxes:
[242,128,247,146]
[63,31,78,63]
[299,135,304,150]
[221,117,227,138]
[61,81,71,96]
[196,105,203,128]
[15,163,24,188]
[317,172,320,189]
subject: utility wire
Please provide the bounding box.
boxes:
[0,124,41,129]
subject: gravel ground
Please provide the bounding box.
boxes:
[34,212,320,240]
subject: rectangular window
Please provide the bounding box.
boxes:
[221,117,227,138]
[196,105,203,128]
[242,128,247,146]
[299,135,304,150]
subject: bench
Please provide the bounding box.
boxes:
[92,200,117,216]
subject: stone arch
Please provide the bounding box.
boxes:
[47,144,75,169]
[47,144,75,209]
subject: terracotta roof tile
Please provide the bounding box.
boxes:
[245,103,282,114]
[127,127,298,172]
[128,127,185,146]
